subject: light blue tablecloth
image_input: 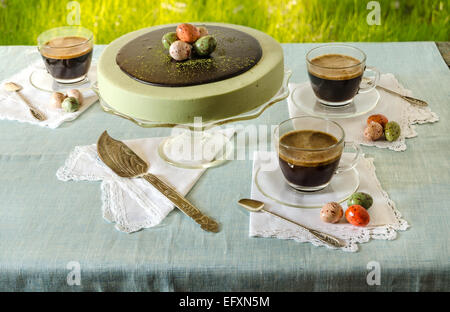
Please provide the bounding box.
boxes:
[0,42,449,291]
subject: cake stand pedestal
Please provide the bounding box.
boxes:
[93,69,292,169]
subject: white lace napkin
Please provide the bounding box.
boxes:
[249,151,409,252]
[0,61,97,129]
[288,73,439,151]
[56,132,236,233]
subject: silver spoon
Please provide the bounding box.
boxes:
[361,77,428,107]
[376,85,428,107]
[238,198,346,248]
[3,82,47,121]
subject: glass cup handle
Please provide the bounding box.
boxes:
[335,141,361,174]
[358,66,380,94]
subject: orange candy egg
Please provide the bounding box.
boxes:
[367,114,389,129]
[345,205,370,227]
[176,23,200,43]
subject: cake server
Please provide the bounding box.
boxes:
[3,82,47,121]
[238,198,346,248]
[97,131,219,233]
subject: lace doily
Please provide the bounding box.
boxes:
[249,151,410,252]
[56,138,205,233]
[288,73,439,152]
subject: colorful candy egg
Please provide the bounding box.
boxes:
[364,121,384,141]
[169,40,192,61]
[162,32,178,50]
[193,35,217,56]
[197,26,209,37]
[67,89,83,105]
[49,92,66,109]
[367,114,388,129]
[345,205,370,227]
[176,23,200,43]
[385,121,401,142]
[320,202,344,223]
[347,192,373,210]
[62,97,80,113]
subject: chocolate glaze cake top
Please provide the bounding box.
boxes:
[115,25,263,87]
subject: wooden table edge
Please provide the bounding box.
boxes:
[435,41,450,67]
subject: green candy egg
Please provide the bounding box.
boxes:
[193,35,217,56]
[62,97,80,113]
[162,32,178,50]
[347,192,373,210]
[385,121,401,142]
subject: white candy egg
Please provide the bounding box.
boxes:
[364,121,383,141]
[169,40,192,61]
[320,202,344,223]
[49,92,66,109]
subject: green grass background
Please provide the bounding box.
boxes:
[0,0,448,44]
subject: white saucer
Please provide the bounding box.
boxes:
[255,158,360,209]
[291,83,380,119]
[29,64,97,93]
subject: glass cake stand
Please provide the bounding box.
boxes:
[92,69,292,169]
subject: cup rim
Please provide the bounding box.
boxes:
[274,116,345,152]
[306,44,366,69]
[37,26,93,49]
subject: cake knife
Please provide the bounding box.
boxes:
[96,131,219,233]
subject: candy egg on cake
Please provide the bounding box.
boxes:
[193,35,217,56]
[197,26,209,38]
[176,23,200,43]
[162,23,217,61]
[162,32,178,50]
[169,40,192,61]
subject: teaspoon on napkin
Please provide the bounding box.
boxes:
[3,82,47,121]
[376,85,428,107]
[97,131,219,233]
[361,77,428,107]
[238,198,346,248]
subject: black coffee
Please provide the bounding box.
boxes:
[279,130,342,188]
[308,54,363,103]
[40,36,93,81]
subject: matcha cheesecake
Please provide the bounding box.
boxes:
[97,22,284,124]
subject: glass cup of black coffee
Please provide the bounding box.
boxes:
[274,116,361,192]
[306,45,379,106]
[37,26,93,84]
